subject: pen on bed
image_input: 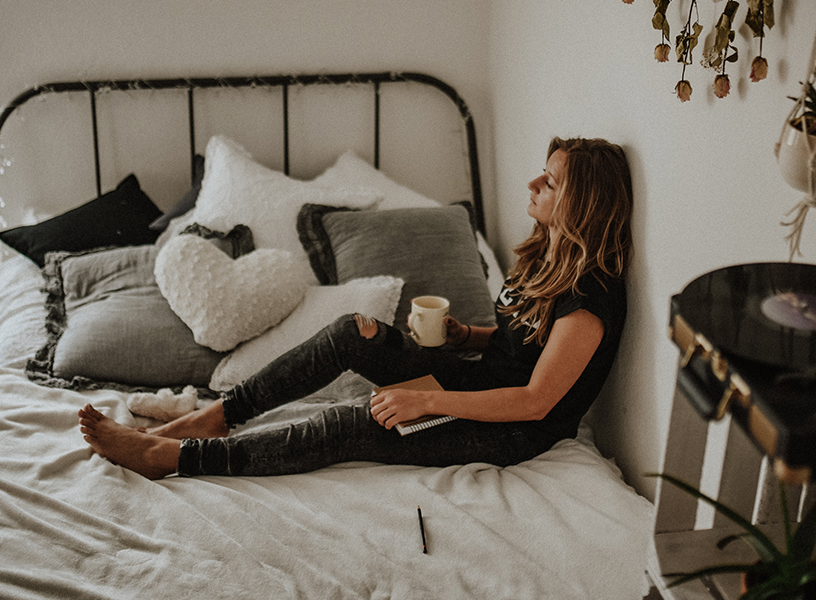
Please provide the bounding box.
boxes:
[417,505,427,554]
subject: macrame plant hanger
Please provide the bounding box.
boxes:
[776,31,816,261]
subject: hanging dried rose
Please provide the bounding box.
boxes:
[622,0,634,4]
[750,56,768,82]
[713,74,731,99]
[654,44,671,63]
[676,80,693,102]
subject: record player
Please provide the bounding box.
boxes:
[670,262,816,483]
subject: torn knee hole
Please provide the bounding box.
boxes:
[353,314,378,339]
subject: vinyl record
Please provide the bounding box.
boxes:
[673,262,816,370]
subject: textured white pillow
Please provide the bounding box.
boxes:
[192,136,382,256]
[155,234,309,352]
[312,149,440,211]
[209,276,404,390]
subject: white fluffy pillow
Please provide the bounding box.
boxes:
[312,149,441,211]
[192,136,382,256]
[155,234,309,352]
[0,242,48,368]
[209,276,404,390]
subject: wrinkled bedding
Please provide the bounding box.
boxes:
[0,248,653,600]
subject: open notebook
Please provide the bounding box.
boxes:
[372,375,457,436]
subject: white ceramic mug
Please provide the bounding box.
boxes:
[408,296,450,347]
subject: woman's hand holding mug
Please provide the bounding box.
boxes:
[444,316,470,347]
[407,296,449,347]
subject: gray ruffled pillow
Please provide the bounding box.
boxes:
[26,225,253,392]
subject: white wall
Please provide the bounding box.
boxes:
[489,0,816,500]
[0,0,495,227]
[0,0,492,109]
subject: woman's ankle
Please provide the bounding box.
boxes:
[148,400,229,440]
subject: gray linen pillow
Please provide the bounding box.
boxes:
[297,204,495,333]
[27,225,253,392]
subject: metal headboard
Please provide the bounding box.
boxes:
[0,72,484,233]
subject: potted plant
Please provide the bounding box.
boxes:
[653,473,816,599]
[790,81,816,136]
[777,68,816,259]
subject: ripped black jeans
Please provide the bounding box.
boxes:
[177,315,551,477]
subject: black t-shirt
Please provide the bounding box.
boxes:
[476,271,627,440]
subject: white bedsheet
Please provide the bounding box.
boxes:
[0,244,653,599]
[0,365,653,600]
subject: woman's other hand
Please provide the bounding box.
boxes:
[445,317,468,346]
[370,389,430,429]
[444,318,496,352]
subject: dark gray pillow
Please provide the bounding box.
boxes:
[26,225,254,392]
[297,204,495,333]
[149,154,205,231]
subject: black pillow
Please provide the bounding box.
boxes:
[149,154,206,231]
[0,174,162,267]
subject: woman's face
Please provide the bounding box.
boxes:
[527,149,566,227]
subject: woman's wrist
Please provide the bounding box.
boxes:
[454,324,472,348]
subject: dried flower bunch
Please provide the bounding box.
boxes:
[623,0,775,102]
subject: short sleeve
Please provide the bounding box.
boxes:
[553,274,624,341]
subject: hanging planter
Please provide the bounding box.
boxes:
[776,51,816,259]
[777,116,816,194]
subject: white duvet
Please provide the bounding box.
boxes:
[0,248,653,600]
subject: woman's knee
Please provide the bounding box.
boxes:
[327,313,406,353]
[329,313,382,340]
[353,314,379,339]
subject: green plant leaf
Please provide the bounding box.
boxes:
[791,495,816,562]
[780,483,794,553]
[741,581,786,600]
[718,532,753,551]
[799,566,816,588]
[806,82,816,104]
[648,474,785,564]
[664,564,757,588]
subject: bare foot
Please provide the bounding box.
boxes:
[146,399,230,440]
[79,404,180,480]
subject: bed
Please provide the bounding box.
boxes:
[0,73,653,600]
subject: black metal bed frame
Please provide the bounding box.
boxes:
[0,72,484,233]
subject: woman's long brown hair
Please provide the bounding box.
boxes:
[501,137,634,345]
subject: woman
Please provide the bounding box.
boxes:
[79,137,633,480]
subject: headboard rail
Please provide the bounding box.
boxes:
[0,72,484,233]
